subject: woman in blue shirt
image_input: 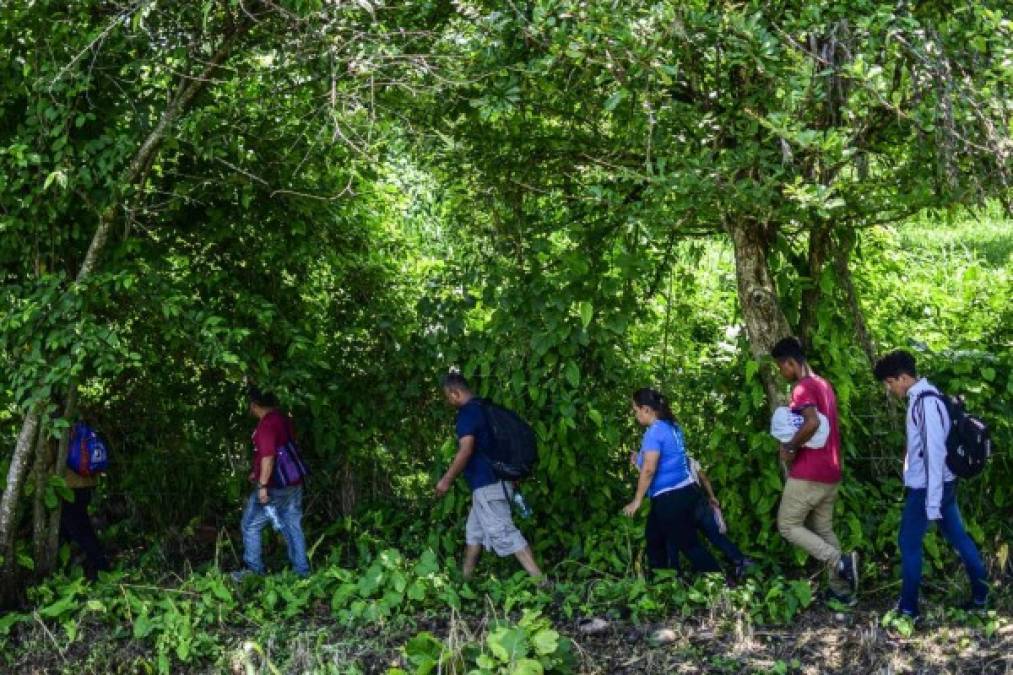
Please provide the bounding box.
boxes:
[623,388,720,575]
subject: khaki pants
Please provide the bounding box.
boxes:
[778,477,848,594]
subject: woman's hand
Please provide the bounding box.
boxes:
[622,499,642,517]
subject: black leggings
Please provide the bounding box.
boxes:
[59,488,109,578]
[645,484,720,575]
[667,500,746,570]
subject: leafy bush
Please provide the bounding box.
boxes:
[392,610,576,675]
[1,545,834,672]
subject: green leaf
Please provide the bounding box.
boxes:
[789,580,812,607]
[210,580,233,603]
[530,628,559,655]
[42,170,67,191]
[487,626,528,662]
[16,550,34,570]
[63,619,78,642]
[0,612,27,636]
[407,580,426,601]
[513,658,545,675]
[405,631,442,667]
[133,614,156,639]
[745,360,759,381]
[604,89,628,112]
[564,362,580,388]
[40,595,77,619]
[579,301,593,329]
[413,549,438,576]
[357,564,384,596]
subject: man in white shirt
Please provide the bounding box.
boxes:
[874,350,988,619]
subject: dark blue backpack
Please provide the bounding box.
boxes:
[67,422,109,476]
[478,400,538,481]
[915,391,991,479]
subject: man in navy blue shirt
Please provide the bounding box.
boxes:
[435,373,543,580]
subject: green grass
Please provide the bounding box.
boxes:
[900,205,1013,267]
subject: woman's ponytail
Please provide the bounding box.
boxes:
[632,387,675,423]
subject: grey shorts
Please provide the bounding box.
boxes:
[466,481,528,556]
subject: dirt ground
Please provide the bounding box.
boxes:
[555,607,1013,674]
[6,601,1012,674]
[230,603,1013,674]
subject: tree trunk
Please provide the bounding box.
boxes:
[31,423,54,568]
[726,219,793,412]
[0,18,256,591]
[340,458,357,517]
[833,232,901,430]
[797,224,833,349]
[833,234,877,369]
[42,388,78,570]
[0,412,41,599]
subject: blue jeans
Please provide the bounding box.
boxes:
[240,485,310,576]
[898,481,987,616]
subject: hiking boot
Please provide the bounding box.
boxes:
[837,551,859,594]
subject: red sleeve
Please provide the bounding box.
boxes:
[254,414,283,458]
[789,379,817,413]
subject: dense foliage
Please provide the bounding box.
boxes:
[0,0,1011,671]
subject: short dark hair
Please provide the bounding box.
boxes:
[771,336,806,362]
[873,350,917,381]
[440,372,470,392]
[247,387,279,408]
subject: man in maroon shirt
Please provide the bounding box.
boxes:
[771,337,858,604]
[233,388,309,580]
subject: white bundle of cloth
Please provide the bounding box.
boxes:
[770,406,830,449]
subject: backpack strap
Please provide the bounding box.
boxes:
[500,479,514,507]
[913,390,949,483]
[474,398,495,462]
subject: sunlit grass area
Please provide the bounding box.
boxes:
[900,205,1013,267]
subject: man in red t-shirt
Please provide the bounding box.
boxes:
[233,388,309,580]
[771,337,858,603]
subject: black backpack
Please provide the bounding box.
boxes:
[478,400,538,481]
[915,391,991,479]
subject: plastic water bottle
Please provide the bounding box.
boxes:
[264,504,284,532]
[511,490,533,519]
